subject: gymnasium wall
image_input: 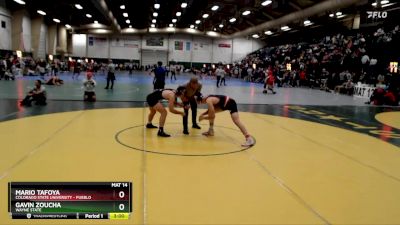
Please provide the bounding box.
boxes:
[72,34,264,64]
[110,36,141,60]
[0,6,11,51]
[87,35,109,59]
[21,14,32,52]
[72,34,87,57]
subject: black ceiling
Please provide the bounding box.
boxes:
[105,0,322,32]
[5,0,109,26]
[4,0,399,38]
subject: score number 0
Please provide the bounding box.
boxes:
[118,191,125,211]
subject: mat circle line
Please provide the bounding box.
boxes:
[115,123,256,157]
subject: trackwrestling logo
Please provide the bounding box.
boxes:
[367,11,388,19]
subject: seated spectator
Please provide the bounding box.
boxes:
[83,72,96,102]
[366,88,386,105]
[0,58,5,80]
[325,73,339,92]
[382,84,399,106]
[384,89,398,106]
[335,79,354,95]
[320,68,329,90]
[241,67,248,79]
[299,70,307,86]
[20,80,47,106]
[4,71,15,80]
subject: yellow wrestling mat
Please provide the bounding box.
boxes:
[376,111,400,129]
[1,108,400,225]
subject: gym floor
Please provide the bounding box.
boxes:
[0,71,399,225]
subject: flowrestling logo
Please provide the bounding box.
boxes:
[367,11,388,19]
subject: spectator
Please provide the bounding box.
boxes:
[83,72,97,102]
[215,65,226,87]
[105,59,116,89]
[20,80,47,106]
[153,61,166,90]
[263,68,276,94]
[169,64,176,81]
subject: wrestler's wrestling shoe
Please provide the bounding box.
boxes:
[242,136,255,147]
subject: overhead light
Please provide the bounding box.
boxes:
[261,0,272,6]
[219,24,224,28]
[37,10,46,16]
[242,10,251,16]
[14,0,25,5]
[172,18,177,23]
[329,13,334,17]
[153,12,158,17]
[195,20,201,24]
[371,2,377,6]
[151,24,155,28]
[265,30,273,35]
[195,26,198,29]
[126,19,130,24]
[213,28,216,31]
[229,18,236,23]
[337,14,346,18]
[152,19,156,23]
[190,24,194,28]
[65,24,71,29]
[53,18,60,23]
[75,4,83,10]
[336,12,342,16]
[382,2,394,7]
[202,13,209,18]
[176,12,182,17]
[120,5,125,9]
[281,26,291,31]
[129,25,132,28]
[381,0,389,4]
[206,31,218,37]
[93,21,101,28]
[304,20,312,25]
[252,34,259,38]
[211,5,219,11]
[126,27,135,32]
[181,2,188,8]
[154,3,160,9]
[86,14,92,18]
[94,29,111,34]
[169,24,173,27]
[123,13,128,17]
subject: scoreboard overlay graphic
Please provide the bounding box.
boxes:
[8,182,132,220]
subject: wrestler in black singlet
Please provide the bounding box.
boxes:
[205,95,238,114]
[146,89,175,107]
